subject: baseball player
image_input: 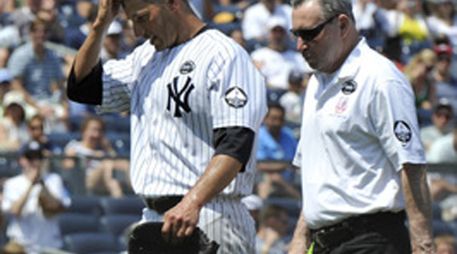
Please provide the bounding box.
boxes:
[288,0,434,253]
[66,0,267,253]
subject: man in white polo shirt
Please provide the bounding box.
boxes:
[288,0,434,253]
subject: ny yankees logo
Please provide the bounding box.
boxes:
[167,76,195,117]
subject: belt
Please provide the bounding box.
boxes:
[143,195,183,214]
[310,211,406,250]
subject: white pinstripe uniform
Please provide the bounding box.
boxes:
[99,29,267,253]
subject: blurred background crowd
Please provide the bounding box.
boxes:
[0,0,457,253]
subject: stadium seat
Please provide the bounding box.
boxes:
[100,214,140,237]
[58,213,101,235]
[100,196,145,216]
[100,214,140,250]
[66,195,103,216]
[63,232,120,254]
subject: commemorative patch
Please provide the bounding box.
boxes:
[225,87,248,108]
[341,80,357,95]
[394,120,412,146]
[179,60,196,74]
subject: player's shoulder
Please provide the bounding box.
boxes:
[200,29,250,60]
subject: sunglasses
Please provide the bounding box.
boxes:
[290,15,338,42]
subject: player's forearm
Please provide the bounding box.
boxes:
[73,20,110,82]
[401,164,434,253]
[183,154,241,208]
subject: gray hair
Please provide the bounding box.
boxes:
[290,0,354,22]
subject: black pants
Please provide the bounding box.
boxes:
[312,213,411,254]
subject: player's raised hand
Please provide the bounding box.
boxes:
[94,0,122,29]
[161,197,201,243]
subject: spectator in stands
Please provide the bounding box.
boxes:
[0,48,11,68]
[63,115,128,197]
[9,0,45,42]
[25,114,56,156]
[35,0,65,44]
[1,141,70,254]
[396,0,432,62]
[431,37,457,115]
[255,205,289,254]
[353,0,379,47]
[0,102,29,152]
[251,17,310,90]
[403,48,437,111]
[435,234,456,254]
[421,98,453,153]
[278,69,307,126]
[256,103,300,199]
[64,0,98,50]
[425,0,457,48]
[101,20,126,63]
[427,119,457,163]
[242,0,291,43]
[7,18,67,133]
[241,194,264,231]
[0,69,12,115]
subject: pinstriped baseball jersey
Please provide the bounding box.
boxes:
[99,29,267,197]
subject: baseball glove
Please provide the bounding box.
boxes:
[128,221,219,254]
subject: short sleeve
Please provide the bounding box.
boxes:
[208,47,267,131]
[370,78,426,170]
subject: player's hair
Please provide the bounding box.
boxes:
[290,0,354,22]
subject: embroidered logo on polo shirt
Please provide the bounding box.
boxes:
[225,86,248,108]
[335,97,348,114]
[394,120,412,146]
[179,60,196,75]
[341,80,357,95]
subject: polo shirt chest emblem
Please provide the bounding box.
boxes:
[341,80,357,95]
[335,97,348,114]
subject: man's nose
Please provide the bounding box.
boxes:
[296,37,309,51]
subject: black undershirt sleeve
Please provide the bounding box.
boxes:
[66,61,103,105]
[213,127,255,173]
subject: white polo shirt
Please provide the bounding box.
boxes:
[293,38,426,229]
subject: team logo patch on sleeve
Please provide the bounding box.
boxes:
[341,80,357,95]
[179,61,196,74]
[225,87,248,108]
[394,120,412,146]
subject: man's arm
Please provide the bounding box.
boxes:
[73,0,120,81]
[401,164,435,253]
[162,127,255,240]
[288,211,310,254]
[38,183,66,217]
[162,154,241,239]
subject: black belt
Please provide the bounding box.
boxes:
[310,211,406,250]
[143,195,183,214]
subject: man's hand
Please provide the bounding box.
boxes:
[94,0,122,28]
[161,197,202,243]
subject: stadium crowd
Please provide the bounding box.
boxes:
[0,0,456,253]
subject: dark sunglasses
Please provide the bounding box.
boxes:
[290,15,338,42]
